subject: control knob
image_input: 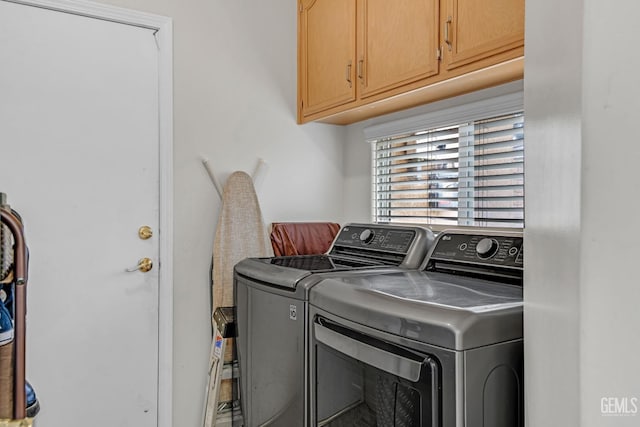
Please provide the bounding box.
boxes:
[476,237,499,259]
[359,229,375,244]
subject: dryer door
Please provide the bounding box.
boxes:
[311,316,441,426]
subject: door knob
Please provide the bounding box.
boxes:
[126,257,153,273]
[138,225,153,240]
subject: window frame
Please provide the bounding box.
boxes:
[366,91,525,231]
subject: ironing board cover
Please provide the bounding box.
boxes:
[212,171,273,311]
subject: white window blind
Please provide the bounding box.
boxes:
[369,93,524,228]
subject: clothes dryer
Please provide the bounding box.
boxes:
[308,230,524,427]
[234,223,435,427]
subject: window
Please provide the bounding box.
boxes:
[368,92,524,228]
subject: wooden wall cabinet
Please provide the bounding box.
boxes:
[298,0,438,119]
[442,0,525,71]
[356,0,439,100]
[297,0,356,117]
[297,0,524,125]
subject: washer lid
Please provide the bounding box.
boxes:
[363,270,522,312]
[234,255,382,289]
[234,223,435,290]
[309,270,523,350]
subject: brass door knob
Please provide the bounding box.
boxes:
[138,226,153,240]
[126,257,153,273]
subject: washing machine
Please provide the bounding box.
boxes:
[234,223,435,427]
[308,229,524,427]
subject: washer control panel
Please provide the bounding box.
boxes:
[429,232,523,269]
[333,225,417,254]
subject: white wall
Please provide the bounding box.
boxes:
[87,1,346,425]
[526,0,640,426]
[343,123,372,223]
[580,1,640,423]
[523,0,583,423]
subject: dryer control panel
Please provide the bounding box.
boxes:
[328,223,435,268]
[427,232,524,270]
[334,225,416,253]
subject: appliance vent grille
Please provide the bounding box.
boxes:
[330,246,406,266]
[427,260,523,285]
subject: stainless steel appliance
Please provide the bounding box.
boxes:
[234,223,435,427]
[309,230,524,427]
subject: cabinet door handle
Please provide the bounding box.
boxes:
[346,61,352,87]
[357,59,364,82]
[444,16,452,51]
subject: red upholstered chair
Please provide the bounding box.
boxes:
[270,222,340,256]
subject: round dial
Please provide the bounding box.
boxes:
[359,229,375,244]
[476,238,499,259]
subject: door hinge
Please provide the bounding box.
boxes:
[153,29,160,51]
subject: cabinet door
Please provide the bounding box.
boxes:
[444,0,524,70]
[358,0,439,99]
[299,0,356,118]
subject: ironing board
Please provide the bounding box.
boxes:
[203,171,272,427]
[212,171,272,309]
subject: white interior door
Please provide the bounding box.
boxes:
[0,2,168,426]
